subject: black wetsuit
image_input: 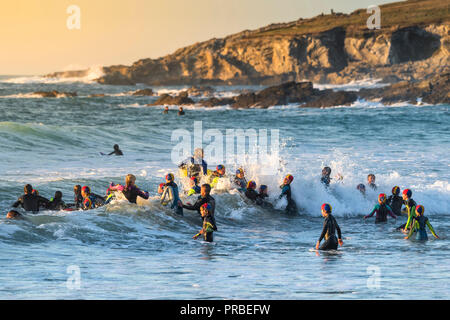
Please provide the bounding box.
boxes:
[12,194,50,212]
[387,194,403,216]
[202,214,217,242]
[280,184,297,214]
[245,189,261,204]
[74,193,83,208]
[108,149,123,156]
[47,198,67,210]
[178,111,185,115]
[321,175,331,187]
[368,183,377,190]
[183,194,216,217]
[318,214,342,250]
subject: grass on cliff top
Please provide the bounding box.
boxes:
[253,0,449,37]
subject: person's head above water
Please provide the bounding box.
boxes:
[157,183,165,194]
[24,184,33,195]
[247,180,256,190]
[6,210,23,220]
[283,174,294,185]
[81,186,91,197]
[367,174,376,184]
[216,165,225,175]
[378,193,387,204]
[32,189,39,196]
[392,186,400,196]
[402,188,412,200]
[259,185,268,194]
[321,203,332,216]
[74,185,82,195]
[194,148,204,160]
[415,205,424,216]
[236,168,244,178]
[322,167,331,176]
[165,173,174,183]
[179,107,183,111]
[125,174,136,187]
[357,183,366,194]
[190,176,198,186]
[200,202,212,217]
[54,191,63,200]
[114,144,120,151]
[200,184,211,197]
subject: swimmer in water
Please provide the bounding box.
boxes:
[356,183,366,196]
[193,203,217,242]
[12,184,50,213]
[364,193,397,223]
[107,144,123,156]
[387,186,403,217]
[397,189,417,232]
[160,173,183,216]
[367,174,377,190]
[209,165,226,188]
[233,168,247,192]
[182,184,215,219]
[316,203,343,250]
[47,191,67,210]
[107,174,149,204]
[81,186,105,210]
[178,107,185,115]
[404,205,439,241]
[163,106,169,114]
[186,177,201,196]
[279,174,297,214]
[321,167,331,187]
[6,210,24,220]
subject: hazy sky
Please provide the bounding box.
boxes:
[0,0,397,75]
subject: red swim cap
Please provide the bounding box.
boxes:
[378,193,387,204]
[81,186,90,194]
[321,203,332,213]
[247,180,256,189]
[402,189,412,198]
[415,205,424,215]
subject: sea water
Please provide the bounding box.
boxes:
[0,75,448,299]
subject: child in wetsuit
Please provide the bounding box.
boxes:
[245,180,260,203]
[193,203,217,242]
[12,184,50,213]
[321,167,331,187]
[397,189,417,232]
[367,174,377,190]
[279,174,297,214]
[47,191,67,210]
[365,193,397,223]
[316,203,343,250]
[234,168,247,192]
[209,165,226,188]
[81,186,105,210]
[186,177,201,196]
[387,186,403,217]
[404,205,439,241]
[160,173,183,216]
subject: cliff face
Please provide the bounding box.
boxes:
[47,0,450,85]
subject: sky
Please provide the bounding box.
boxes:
[0,0,398,75]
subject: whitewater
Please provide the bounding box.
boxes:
[0,75,448,299]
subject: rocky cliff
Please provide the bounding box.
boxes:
[46,0,449,85]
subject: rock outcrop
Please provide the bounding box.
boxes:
[147,91,194,106]
[45,0,449,86]
[33,91,77,98]
[131,88,154,96]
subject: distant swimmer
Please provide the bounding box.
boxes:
[404,205,439,241]
[193,203,217,242]
[12,184,50,213]
[160,173,183,216]
[209,165,226,188]
[398,189,417,232]
[321,167,331,187]
[6,210,24,220]
[66,185,83,209]
[356,183,366,196]
[233,168,247,192]
[178,148,208,178]
[163,106,169,114]
[315,203,343,251]
[186,177,201,196]
[387,186,403,217]
[108,144,123,156]
[178,107,185,115]
[182,184,215,219]
[47,191,67,210]
[279,174,297,214]
[367,174,377,190]
[107,174,149,204]
[81,186,105,210]
[364,193,397,223]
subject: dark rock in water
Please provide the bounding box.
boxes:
[89,93,106,97]
[147,91,194,106]
[187,86,215,97]
[359,73,449,105]
[132,88,154,96]
[201,97,235,107]
[301,90,358,108]
[33,90,77,98]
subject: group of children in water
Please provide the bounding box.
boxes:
[6,150,439,247]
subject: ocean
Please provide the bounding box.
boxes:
[0,74,448,299]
